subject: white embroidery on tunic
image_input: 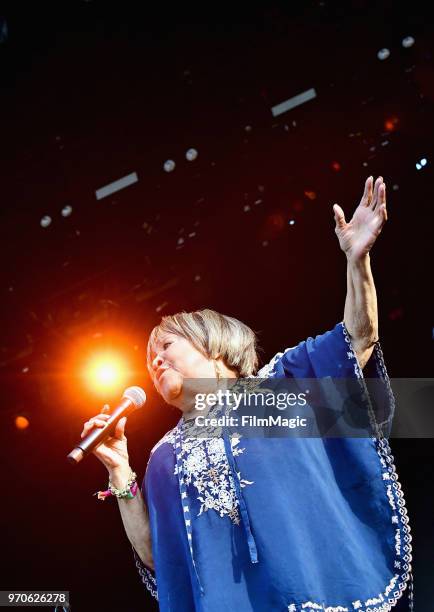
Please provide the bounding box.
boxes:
[176,436,253,524]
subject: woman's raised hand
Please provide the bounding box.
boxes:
[333,176,388,261]
[80,405,130,472]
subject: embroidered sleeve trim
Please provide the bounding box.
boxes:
[132,545,158,601]
[283,324,414,610]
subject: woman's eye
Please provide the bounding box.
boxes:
[163,342,172,350]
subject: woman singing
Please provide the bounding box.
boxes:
[82,176,413,611]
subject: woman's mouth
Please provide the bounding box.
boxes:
[156,366,170,381]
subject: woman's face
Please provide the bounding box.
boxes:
[150,332,216,406]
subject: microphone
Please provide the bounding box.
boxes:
[67,386,146,465]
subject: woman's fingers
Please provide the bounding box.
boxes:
[362,176,373,205]
[379,183,387,221]
[379,182,386,205]
[371,176,383,209]
[373,183,387,219]
[80,415,110,438]
[333,203,346,229]
[81,419,105,437]
[114,416,127,439]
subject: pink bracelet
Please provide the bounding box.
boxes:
[95,480,138,501]
[94,471,138,501]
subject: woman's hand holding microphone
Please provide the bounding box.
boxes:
[80,405,131,488]
[80,400,154,569]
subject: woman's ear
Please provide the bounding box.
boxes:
[213,359,223,380]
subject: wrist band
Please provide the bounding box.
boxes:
[94,469,138,501]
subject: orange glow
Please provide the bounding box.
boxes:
[83,352,129,394]
[64,328,148,407]
[384,116,399,132]
[304,190,317,200]
[15,416,30,430]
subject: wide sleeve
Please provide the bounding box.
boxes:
[257,321,395,438]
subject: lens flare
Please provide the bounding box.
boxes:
[84,353,128,394]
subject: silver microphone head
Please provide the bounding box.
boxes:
[123,386,147,408]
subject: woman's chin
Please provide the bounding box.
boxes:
[160,371,183,401]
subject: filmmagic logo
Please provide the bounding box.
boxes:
[194,414,308,429]
[194,389,307,410]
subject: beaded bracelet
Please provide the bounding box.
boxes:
[94,469,138,501]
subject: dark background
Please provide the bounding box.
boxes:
[0,1,433,610]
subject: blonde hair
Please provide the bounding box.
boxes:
[147,308,259,377]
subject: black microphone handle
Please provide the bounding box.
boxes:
[67,397,136,464]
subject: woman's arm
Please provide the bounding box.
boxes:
[343,254,378,369]
[333,175,387,369]
[111,466,154,571]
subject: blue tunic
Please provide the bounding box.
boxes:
[133,322,413,611]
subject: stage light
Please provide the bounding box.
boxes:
[164,160,176,172]
[15,416,30,430]
[304,190,317,200]
[384,116,399,131]
[402,36,415,48]
[416,158,427,170]
[84,353,128,394]
[377,48,390,61]
[61,205,72,217]
[95,172,138,200]
[40,215,52,228]
[186,148,198,161]
[271,88,317,117]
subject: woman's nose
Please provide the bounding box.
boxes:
[152,354,163,371]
